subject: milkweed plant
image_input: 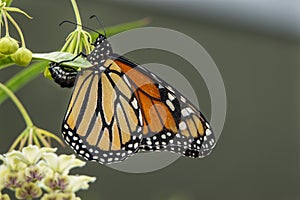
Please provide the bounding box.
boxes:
[0,0,150,199]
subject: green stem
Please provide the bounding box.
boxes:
[71,0,82,28]
[75,32,80,54]
[36,131,50,147]
[66,32,78,53]
[19,132,28,150]
[83,31,92,54]
[0,8,2,36]
[61,32,74,52]
[6,11,25,46]
[37,128,65,146]
[9,128,27,151]
[71,0,84,55]
[28,127,33,145]
[0,61,47,105]
[2,10,9,36]
[0,83,33,127]
[33,133,41,148]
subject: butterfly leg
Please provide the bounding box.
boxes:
[58,52,87,64]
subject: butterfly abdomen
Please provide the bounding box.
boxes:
[49,62,77,88]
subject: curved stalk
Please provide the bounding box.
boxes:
[6,11,25,47]
[61,32,75,52]
[9,128,27,151]
[2,10,9,36]
[0,83,33,127]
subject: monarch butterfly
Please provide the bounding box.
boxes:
[49,30,216,164]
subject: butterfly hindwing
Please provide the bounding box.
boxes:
[108,54,216,158]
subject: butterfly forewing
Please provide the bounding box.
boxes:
[62,65,143,164]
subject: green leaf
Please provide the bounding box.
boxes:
[0,61,47,105]
[32,52,92,68]
[91,17,151,40]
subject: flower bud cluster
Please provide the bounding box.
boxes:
[0,36,32,66]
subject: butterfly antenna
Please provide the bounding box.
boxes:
[89,15,107,37]
[59,20,101,35]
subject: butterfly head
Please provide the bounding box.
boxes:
[94,33,106,46]
[87,33,112,65]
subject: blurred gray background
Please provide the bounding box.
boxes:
[0,0,299,199]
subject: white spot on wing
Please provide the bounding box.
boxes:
[181,108,189,117]
[138,109,143,125]
[206,122,210,128]
[168,93,175,101]
[180,96,186,103]
[186,107,194,114]
[166,100,175,111]
[131,98,138,109]
[179,121,187,130]
[166,86,175,93]
[206,129,212,136]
